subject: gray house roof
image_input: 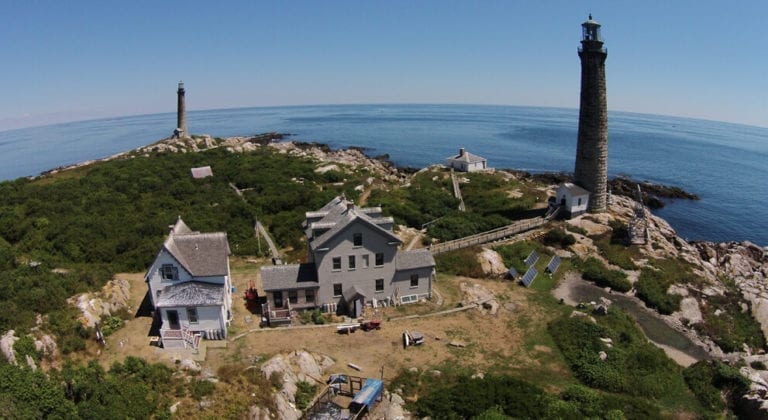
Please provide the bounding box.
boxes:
[307,196,400,251]
[164,231,230,277]
[156,281,224,307]
[261,263,319,291]
[395,249,436,271]
[447,148,486,164]
[159,218,230,277]
[559,182,590,197]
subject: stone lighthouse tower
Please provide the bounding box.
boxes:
[574,15,608,213]
[176,81,188,137]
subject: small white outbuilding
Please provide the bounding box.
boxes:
[556,183,590,218]
[445,148,487,172]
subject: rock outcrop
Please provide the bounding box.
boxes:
[68,277,131,327]
[258,350,335,420]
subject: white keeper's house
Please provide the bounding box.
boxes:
[145,218,232,348]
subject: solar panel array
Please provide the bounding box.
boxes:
[546,255,562,274]
[507,266,519,279]
[520,266,538,288]
[524,250,539,267]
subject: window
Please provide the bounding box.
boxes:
[353,233,363,247]
[305,289,315,303]
[375,253,384,267]
[332,257,341,270]
[375,279,384,292]
[577,198,582,206]
[410,274,419,288]
[288,290,298,304]
[161,264,178,280]
[348,255,356,270]
[333,283,343,297]
[186,307,198,324]
[362,254,369,268]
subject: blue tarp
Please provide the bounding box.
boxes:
[349,378,383,413]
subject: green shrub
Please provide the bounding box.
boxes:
[543,229,576,248]
[549,310,689,401]
[636,268,682,315]
[751,360,766,370]
[579,257,632,292]
[12,335,40,363]
[295,381,317,410]
[188,378,216,400]
[435,247,485,278]
[311,309,326,325]
[100,316,123,336]
[696,291,766,352]
[684,360,749,412]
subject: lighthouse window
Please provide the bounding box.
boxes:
[578,198,582,206]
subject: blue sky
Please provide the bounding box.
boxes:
[1,1,767,130]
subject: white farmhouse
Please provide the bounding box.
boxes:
[556,183,590,218]
[445,148,487,172]
[145,218,232,348]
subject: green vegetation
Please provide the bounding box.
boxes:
[695,278,766,352]
[371,169,540,242]
[577,257,632,292]
[549,309,706,414]
[683,360,749,413]
[495,241,538,277]
[434,247,485,278]
[635,258,695,315]
[543,228,576,248]
[0,146,369,347]
[295,381,318,410]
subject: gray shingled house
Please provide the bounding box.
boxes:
[145,218,232,348]
[261,195,435,320]
[445,147,487,172]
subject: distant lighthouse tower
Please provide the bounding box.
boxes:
[176,81,188,137]
[574,15,608,213]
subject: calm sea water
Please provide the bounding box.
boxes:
[1,104,766,246]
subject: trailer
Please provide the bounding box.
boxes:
[348,378,383,415]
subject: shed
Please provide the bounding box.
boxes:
[191,166,213,179]
[445,148,487,172]
[556,183,590,218]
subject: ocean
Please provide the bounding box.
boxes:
[0,104,766,246]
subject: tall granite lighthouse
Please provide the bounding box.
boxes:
[574,15,608,213]
[176,81,188,137]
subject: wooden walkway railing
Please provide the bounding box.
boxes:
[428,217,546,255]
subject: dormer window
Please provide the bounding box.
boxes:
[353,233,363,247]
[161,264,178,280]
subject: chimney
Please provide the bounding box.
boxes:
[347,202,355,211]
[459,147,465,156]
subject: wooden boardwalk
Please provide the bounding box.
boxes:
[428,217,546,255]
[255,220,281,264]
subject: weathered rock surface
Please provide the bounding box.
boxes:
[1,330,18,365]
[478,248,507,277]
[68,277,131,327]
[258,350,335,420]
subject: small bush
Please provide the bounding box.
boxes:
[579,257,631,292]
[684,360,749,412]
[188,378,216,400]
[751,361,766,370]
[269,371,283,390]
[543,229,576,248]
[13,335,40,363]
[311,309,326,325]
[100,316,124,336]
[435,247,485,278]
[295,381,317,410]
